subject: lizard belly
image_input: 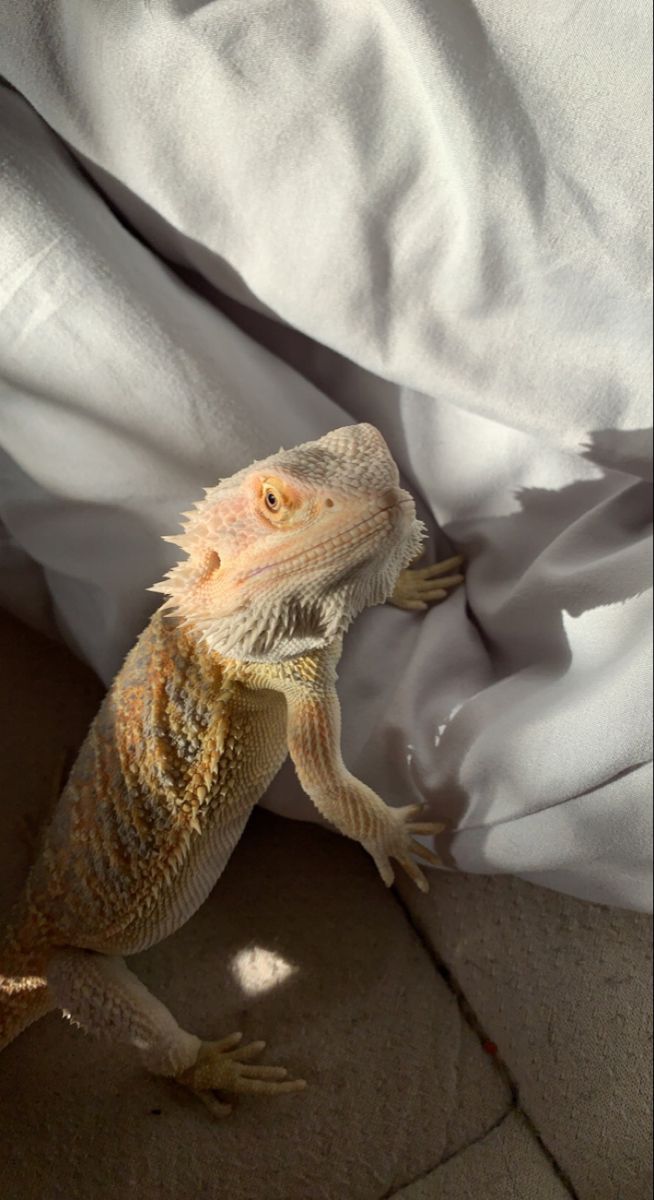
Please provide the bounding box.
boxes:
[96,803,254,956]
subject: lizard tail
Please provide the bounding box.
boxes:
[0,972,54,1052]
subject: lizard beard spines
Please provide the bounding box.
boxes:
[164,517,424,664]
[182,595,335,662]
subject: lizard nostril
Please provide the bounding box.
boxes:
[325,498,334,508]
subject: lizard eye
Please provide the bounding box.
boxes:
[259,476,296,522]
[261,481,285,514]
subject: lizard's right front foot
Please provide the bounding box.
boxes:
[361,804,445,894]
[177,1031,306,1118]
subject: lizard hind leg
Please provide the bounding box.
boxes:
[47,948,202,1077]
[46,949,305,1116]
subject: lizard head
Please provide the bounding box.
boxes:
[151,423,425,661]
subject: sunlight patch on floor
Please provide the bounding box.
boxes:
[230,946,298,996]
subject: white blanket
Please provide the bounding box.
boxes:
[0,2,651,909]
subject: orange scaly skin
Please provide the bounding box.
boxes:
[0,424,463,1117]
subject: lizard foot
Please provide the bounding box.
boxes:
[362,805,445,894]
[177,1031,306,1118]
[390,554,464,611]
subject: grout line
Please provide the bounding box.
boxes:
[390,884,581,1200]
[380,1107,515,1200]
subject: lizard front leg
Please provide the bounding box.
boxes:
[47,949,305,1117]
[285,683,443,893]
[390,554,464,612]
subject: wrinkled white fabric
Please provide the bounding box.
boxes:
[0,2,651,909]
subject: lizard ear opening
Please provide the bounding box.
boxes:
[196,548,221,582]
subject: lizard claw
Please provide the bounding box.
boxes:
[177,1034,306,1116]
[362,805,445,893]
[390,554,465,611]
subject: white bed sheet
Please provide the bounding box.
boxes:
[0,2,651,908]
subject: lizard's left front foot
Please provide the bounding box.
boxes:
[177,1032,307,1118]
[361,805,445,894]
[390,554,464,611]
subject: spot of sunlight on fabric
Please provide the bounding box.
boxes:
[230,946,298,997]
[434,703,464,748]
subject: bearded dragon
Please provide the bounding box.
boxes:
[0,423,463,1117]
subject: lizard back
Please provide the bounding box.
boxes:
[12,610,289,958]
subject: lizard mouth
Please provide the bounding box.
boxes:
[240,500,415,585]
